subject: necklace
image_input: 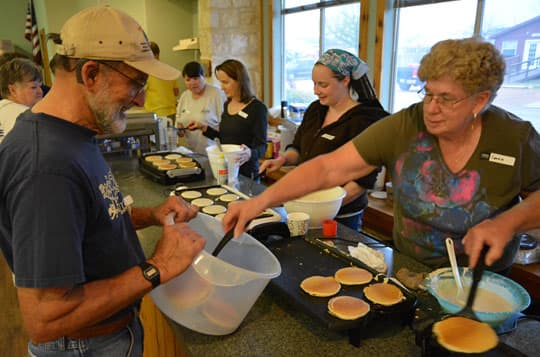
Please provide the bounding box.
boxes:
[440,114,481,170]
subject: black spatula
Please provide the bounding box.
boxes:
[211,219,253,257]
[454,245,489,320]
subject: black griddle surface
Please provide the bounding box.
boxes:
[139,152,205,185]
[266,237,417,332]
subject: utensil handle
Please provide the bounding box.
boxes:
[215,138,223,152]
[465,245,489,309]
[165,212,175,226]
[445,238,464,292]
[211,218,254,257]
[211,228,235,257]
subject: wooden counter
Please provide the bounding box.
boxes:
[363,195,393,241]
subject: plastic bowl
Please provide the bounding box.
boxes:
[150,213,281,335]
[424,267,530,326]
[283,186,346,228]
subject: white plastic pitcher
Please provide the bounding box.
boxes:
[206,144,244,183]
[150,213,281,335]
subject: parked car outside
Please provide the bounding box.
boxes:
[286,57,316,80]
[396,63,423,91]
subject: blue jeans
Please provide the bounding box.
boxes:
[28,316,143,357]
[336,210,364,232]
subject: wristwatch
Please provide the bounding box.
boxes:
[139,261,160,288]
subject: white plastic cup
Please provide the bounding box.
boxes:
[287,212,310,237]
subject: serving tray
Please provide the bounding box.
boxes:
[139,151,205,185]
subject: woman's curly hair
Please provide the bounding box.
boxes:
[418,37,505,104]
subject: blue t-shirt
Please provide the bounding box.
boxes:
[0,112,145,288]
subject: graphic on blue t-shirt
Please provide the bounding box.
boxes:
[98,170,128,220]
[394,132,493,256]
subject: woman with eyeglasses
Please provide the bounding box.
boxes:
[223,37,540,274]
[176,61,225,155]
[0,58,43,143]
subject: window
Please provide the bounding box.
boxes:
[281,1,361,108]
[501,40,518,57]
[391,0,476,110]
[391,0,540,131]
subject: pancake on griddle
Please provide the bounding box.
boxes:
[165,153,182,160]
[433,316,498,353]
[152,159,171,167]
[327,295,370,320]
[144,155,163,162]
[157,163,177,171]
[179,161,197,168]
[363,282,404,306]
[176,157,193,164]
[300,276,340,297]
[334,266,372,285]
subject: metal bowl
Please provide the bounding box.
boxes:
[424,267,530,326]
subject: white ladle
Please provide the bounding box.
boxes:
[445,237,465,301]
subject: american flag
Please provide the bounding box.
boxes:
[25,0,42,65]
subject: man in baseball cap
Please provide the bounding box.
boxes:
[0,6,204,355]
[55,5,179,81]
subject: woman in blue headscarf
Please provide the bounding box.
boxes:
[260,49,389,231]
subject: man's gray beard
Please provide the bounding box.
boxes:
[87,83,126,134]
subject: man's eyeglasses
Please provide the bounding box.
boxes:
[98,61,147,96]
[417,87,476,110]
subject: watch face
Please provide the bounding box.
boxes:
[141,262,160,288]
[145,265,159,278]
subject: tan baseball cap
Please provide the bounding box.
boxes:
[55,5,180,80]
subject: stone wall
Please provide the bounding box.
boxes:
[198,0,263,98]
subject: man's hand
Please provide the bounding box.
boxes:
[151,195,198,226]
[149,223,206,283]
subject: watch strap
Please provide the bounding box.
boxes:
[139,261,160,288]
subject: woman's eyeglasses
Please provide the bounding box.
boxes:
[417,87,476,110]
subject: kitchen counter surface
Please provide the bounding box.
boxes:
[107,153,540,357]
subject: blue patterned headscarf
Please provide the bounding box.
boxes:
[316,49,369,80]
[316,49,379,104]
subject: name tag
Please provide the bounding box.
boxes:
[238,110,248,118]
[488,153,515,167]
[321,133,335,140]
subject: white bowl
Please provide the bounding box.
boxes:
[283,186,346,228]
